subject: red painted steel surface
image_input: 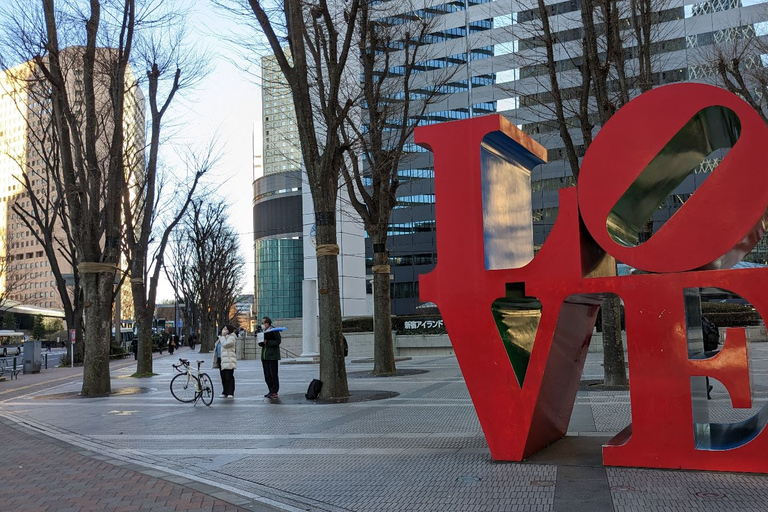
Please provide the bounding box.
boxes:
[579,84,768,273]
[414,84,768,472]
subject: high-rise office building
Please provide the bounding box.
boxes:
[254,1,768,317]
[379,0,768,315]
[506,0,768,260]
[0,47,144,309]
[370,0,498,315]
[254,54,304,319]
[255,52,367,323]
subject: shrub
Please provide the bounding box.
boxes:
[342,317,374,332]
[702,302,762,329]
[110,343,127,357]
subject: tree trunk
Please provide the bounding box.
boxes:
[135,316,153,374]
[371,245,395,375]
[316,219,348,399]
[133,280,154,375]
[200,318,215,354]
[80,273,113,396]
[130,254,153,375]
[602,295,627,387]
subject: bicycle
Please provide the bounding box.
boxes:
[170,358,214,406]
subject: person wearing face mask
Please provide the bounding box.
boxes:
[213,324,237,398]
[258,317,282,399]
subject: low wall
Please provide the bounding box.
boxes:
[395,334,454,356]
[262,319,767,361]
[348,325,768,359]
[344,332,453,358]
[588,325,766,352]
[237,335,304,361]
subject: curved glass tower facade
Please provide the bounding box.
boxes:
[255,236,303,319]
[254,54,304,320]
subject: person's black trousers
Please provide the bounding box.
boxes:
[262,359,279,394]
[219,369,235,396]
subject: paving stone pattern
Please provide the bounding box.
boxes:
[220,454,556,512]
[607,468,768,511]
[0,420,254,512]
[2,347,768,511]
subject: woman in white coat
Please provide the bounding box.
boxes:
[214,324,237,398]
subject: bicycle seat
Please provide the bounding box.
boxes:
[196,360,205,365]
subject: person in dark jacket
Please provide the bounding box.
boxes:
[702,315,720,399]
[259,317,281,399]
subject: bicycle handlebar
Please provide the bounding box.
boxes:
[172,358,191,372]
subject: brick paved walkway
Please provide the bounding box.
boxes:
[3,348,768,510]
[0,420,254,512]
[0,348,281,512]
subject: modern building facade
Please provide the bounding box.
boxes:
[253,1,768,318]
[370,0,498,315]
[375,0,768,315]
[255,52,367,323]
[505,0,768,260]
[254,54,304,320]
[0,47,144,310]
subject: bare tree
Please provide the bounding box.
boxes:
[164,230,199,340]
[222,0,362,398]
[167,198,244,353]
[339,3,456,375]
[0,1,143,395]
[698,10,768,124]
[0,0,198,395]
[124,19,214,376]
[515,0,670,386]
[0,229,28,312]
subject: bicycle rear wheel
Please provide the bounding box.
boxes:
[198,373,214,406]
[170,373,198,403]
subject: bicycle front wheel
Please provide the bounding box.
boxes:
[198,373,214,406]
[170,373,198,403]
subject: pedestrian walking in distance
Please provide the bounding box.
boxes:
[259,317,281,399]
[169,334,177,355]
[213,324,237,398]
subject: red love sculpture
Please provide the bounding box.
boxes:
[415,83,768,472]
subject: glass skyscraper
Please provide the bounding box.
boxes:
[254,54,303,320]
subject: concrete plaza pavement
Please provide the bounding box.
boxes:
[1,344,768,511]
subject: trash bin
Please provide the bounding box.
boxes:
[23,340,41,374]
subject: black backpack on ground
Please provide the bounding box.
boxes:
[306,379,323,400]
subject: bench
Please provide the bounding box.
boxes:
[0,366,22,380]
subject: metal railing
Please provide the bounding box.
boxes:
[280,346,300,359]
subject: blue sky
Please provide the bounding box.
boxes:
[157,4,263,300]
